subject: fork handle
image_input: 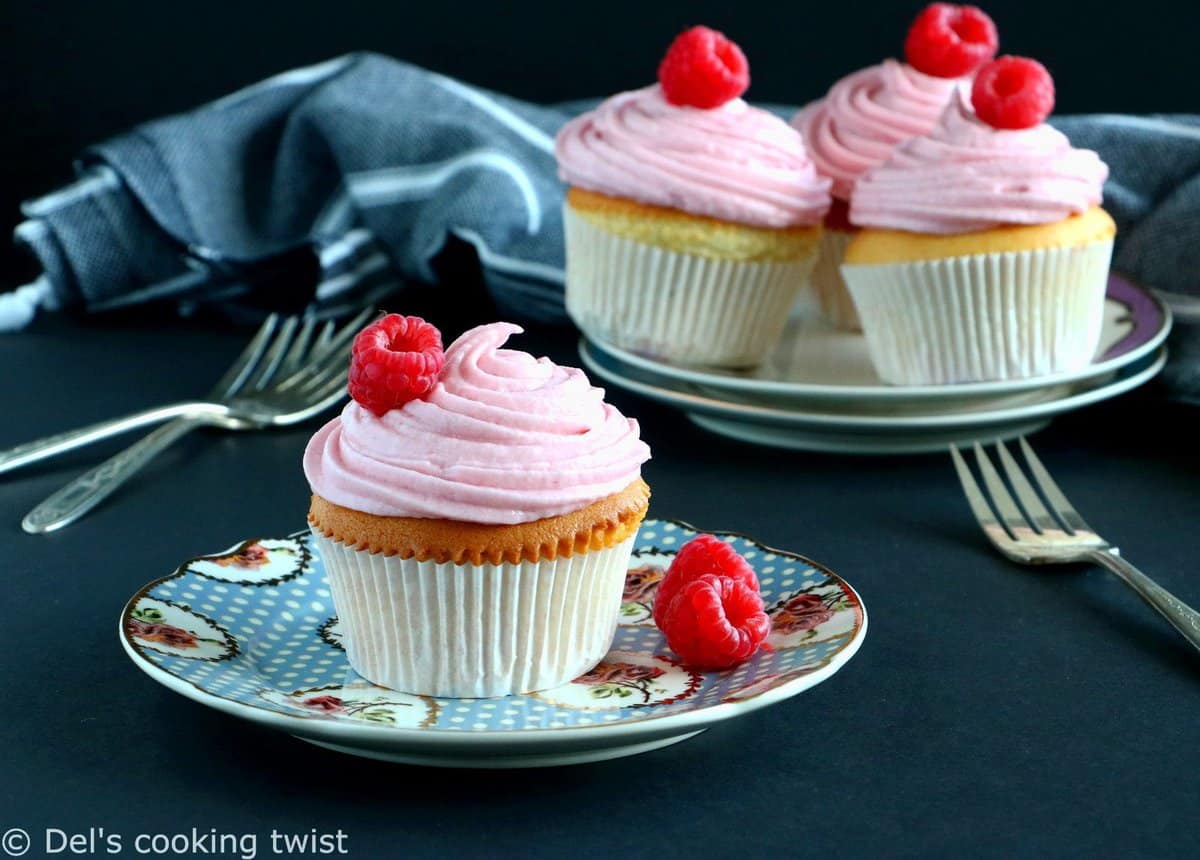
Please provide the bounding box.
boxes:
[1091,550,1200,653]
[21,417,211,534]
[0,401,224,477]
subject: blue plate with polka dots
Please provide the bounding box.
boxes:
[120,518,867,768]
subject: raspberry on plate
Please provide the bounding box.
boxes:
[971,56,1056,130]
[348,314,445,416]
[652,533,759,630]
[657,573,770,669]
[904,3,999,79]
[657,25,750,109]
[653,534,769,669]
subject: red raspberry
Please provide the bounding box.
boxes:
[971,56,1055,130]
[658,574,770,669]
[347,314,444,416]
[653,534,759,630]
[657,26,750,109]
[904,3,998,79]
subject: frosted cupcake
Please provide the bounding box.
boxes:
[841,57,1114,385]
[556,25,831,368]
[304,314,651,697]
[792,3,998,329]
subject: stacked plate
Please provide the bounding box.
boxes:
[578,274,1171,454]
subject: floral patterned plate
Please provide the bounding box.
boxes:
[120,519,867,768]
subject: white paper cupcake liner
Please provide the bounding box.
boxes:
[563,204,818,368]
[841,239,1114,385]
[808,227,861,331]
[311,530,637,698]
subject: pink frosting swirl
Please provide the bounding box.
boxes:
[849,95,1109,234]
[555,84,830,228]
[304,323,650,525]
[792,59,966,200]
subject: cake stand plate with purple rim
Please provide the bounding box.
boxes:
[582,273,1171,410]
[580,274,1171,454]
[119,520,867,768]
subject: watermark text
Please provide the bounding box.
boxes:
[1,827,349,858]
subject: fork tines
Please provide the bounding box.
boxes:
[951,438,1101,550]
[222,307,375,404]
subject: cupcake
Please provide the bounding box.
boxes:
[556,25,831,368]
[792,3,999,329]
[840,57,1114,385]
[304,314,652,697]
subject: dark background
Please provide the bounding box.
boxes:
[3,0,1199,288]
[3,3,1200,857]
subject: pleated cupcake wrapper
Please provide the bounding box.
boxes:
[808,227,861,331]
[563,205,818,368]
[312,530,637,698]
[840,239,1114,385]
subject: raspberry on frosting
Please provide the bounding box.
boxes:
[657,26,750,109]
[971,56,1055,130]
[904,3,999,79]
[347,314,444,416]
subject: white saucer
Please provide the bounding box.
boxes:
[120,521,867,768]
[581,342,1166,454]
[584,273,1170,413]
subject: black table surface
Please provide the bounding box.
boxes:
[2,313,1197,858]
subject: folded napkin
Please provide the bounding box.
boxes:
[7,53,573,330]
[6,53,1199,397]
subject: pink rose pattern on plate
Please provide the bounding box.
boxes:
[618,559,667,624]
[125,600,236,661]
[212,542,272,568]
[301,694,345,712]
[772,593,836,635]
[575,660,668,704]
[258,684,439,728]
[533,652,702,711]
[183,537,309,586]
[127,616,203,649]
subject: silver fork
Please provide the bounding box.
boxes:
[951,438,1200,653]
[20,308,373,534]
[1,309,357,475]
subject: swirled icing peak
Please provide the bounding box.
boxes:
[792,59,966,200]
[556,85,830,228]
[848,94,1108,234]
[304,323,651,525]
